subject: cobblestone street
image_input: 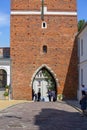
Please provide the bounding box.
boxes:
[0,101,87,130]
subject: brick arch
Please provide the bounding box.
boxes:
[0,66,10,86]
[0,67,8,74]
[0,69,7,88]
[31,64,59,101]
[31,64,58,87]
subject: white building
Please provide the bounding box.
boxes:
[0,48,10,99]
[77,23,87,100]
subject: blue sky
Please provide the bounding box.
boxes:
[0,0,10,47]
[0,0,87,47]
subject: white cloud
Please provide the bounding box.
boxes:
[0,13,10,27]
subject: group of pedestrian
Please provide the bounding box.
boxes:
[32,89,56,102]
[80,84,87,116]
[32,89,41,102]
[47,89,56,102]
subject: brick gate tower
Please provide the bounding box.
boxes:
[11,0,78,100]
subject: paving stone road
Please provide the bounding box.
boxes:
[0,101,87,130]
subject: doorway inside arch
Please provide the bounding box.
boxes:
[0,69,7,99]
[32,67,57,101]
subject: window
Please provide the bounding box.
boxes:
[81,39,83,56]
[39,71,42,77]
[0,69,7,88]
[78,38,80,57]
[81,69,83,85]
[43,45,47,53]
[42,21,47,28]
[38,81,41,86]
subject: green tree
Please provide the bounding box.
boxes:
[42,68,55,91]
[78,20,86,32]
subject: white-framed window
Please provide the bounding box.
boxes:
[81,39,83,56]
[81,69,83,85]
[78,38,80,57]
[42,21,47,28]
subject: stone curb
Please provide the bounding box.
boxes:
[57,100,82,113]
[66,102,82,113]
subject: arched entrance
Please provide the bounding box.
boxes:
[0,69,7,99]
[0,69,7,88]
[32,66,57,101]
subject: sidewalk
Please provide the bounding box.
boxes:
[65,100,82,112]
[0,99,81,112]
[0,100,30,111]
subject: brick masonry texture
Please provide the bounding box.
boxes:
[11,0,77,11]
[11,0,78,100]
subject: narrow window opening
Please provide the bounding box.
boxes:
[42,21,47,28]
[43,22,45,27]
[43,45,47,53]
[81,39,83,56]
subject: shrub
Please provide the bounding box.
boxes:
[5,85,9,89]
[57,94,63,100]
[4,91,9,96]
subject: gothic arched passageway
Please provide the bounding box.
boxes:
[32,67,57,101]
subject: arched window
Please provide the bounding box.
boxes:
[43,45,47,53]
[0,69,7,88]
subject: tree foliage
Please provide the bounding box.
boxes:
[78,20,86,32]
[42,68,55,90]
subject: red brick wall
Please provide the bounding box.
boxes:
[11,0,77,11]
[11,0,78,100]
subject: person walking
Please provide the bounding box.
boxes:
[32,89,35,100]
[34,93,37,101]
[37,89,41,101]
[81,84,86,96]
[80,85,87,116]
[51,90,56,102]
[80,94,87,116]
[47,89,52,102]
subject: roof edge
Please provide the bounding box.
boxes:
[76,22,87,38]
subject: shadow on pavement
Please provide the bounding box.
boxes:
[34,108,87,130]
[0,102,87,130]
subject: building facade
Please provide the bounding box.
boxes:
[77,23,87,100]
[10,0,78,100]
[0,48,10,99]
